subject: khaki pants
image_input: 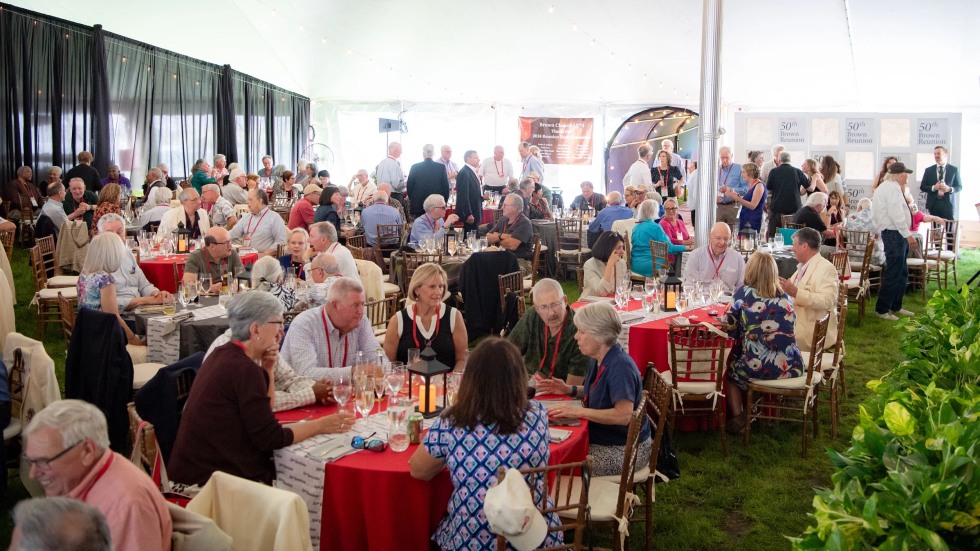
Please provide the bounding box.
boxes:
[716,202,739,226]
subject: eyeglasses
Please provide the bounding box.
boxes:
[664,207,678,211]
[211,240,231,246]
[23,441,81,470]
[534,300,565,313]
[264,319,285,327]
[351,432,386,452]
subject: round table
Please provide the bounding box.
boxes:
[139,251,259,293]
[274,400,589,551]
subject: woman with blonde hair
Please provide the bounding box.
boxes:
[90,183,123,237]
[279,227,310,278]
[801,159,827,197]
[722,251,803,433]
[77,232,145,350]
[383,263,467,371]
[819,155,845,196]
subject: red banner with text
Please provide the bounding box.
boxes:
[518,117,593,165]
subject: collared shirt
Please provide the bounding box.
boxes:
[623,159,653,187]
[41,198,68,231]
[113,253,159,311]
[206,329,317,412]
[228,207,289,252]
[682,245,746,293]
[137,204,172,229]
[793,255,817,285]
[410,213,449,244]
[506,306,588,380]
[588,204,633,233]
[871,181,912,238]
[183,248,244,283]
[306,242,359,281]
[435,157,458,186]
[280,305,388,382]
[348,180,377,207]
[222,183,248,206]
[360,202,403,246]
[489,213,534,260]
[376,156,405,193]
[208,196,236,227]
[479,156,514,189]
[718,163,748,203]
[287,197,317,230]
[521,155,545,184]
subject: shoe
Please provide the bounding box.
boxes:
[876,312,899,321]
[892,309,914,317]
[726,416,747,435]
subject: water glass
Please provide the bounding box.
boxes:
[644,277,657,295]
[678,292,689,312]
[385,362,407,396]
[407,348,421,367]
[446,372,462,407]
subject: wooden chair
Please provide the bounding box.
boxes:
[29,246,77,338]
[649,240,670,277]
[346,234,366,249]
[365,295,399,342]
[57,291,78,342]
[575,266,584,295]
[780,214,796,228]
[18,193,37,245]
[630,366,674,551]
[664,323,728,455]
[275,243,287,258]
[35,235,77,287]
[498,271,526,317]
[907,226,942,299]
[1,228,13,262]
[925,220,959,287]
[401,251,443,295]
[745,313,830,456]
[494,459,592,551]
[128,403,160,478]
[813,284,850,438]
[843,237,875,326]
[831,251,849,281]
[234,203,250,219]
[841,229,880,293]
[555,218,590,279]
[374,223,404,271]
[523,234,542,292]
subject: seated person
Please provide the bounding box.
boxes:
[11,497,112,551]
[23,400,172,549]
[77,233,146,361]
[279,228,310,280]
[588,191,632,236]
[137,186,174,229]
[582,231,627,298]
[228,189,288,257]
[778,227,839,352]
[527,182,552,220]
[659,198,694,265]
[360,191,403,248]
[312,186,343,238]
[251,256,296,312]
[722,252,804,433]
[906,192,946,259]
[281,277,389,382]
[307,221,359,281]
[509,279,588,386]
[409,338,563,551]
[306,252,344,306]
[41,183,69,234]
[169,292,354,486]
[843,198,884,265]
[383,263,467,371]
[792,191,836,244]
[630,199,688,277]
[287,184,321,231]
[89,184,123,238]
[569,180,606,213]
[182,227,244,289]
[222,167,249,206]
[409,194,459,245]
[376,183,406,222]
[546,302,651,477]
[347,169,376,208]
[682,222,746,293]
[201,183,237,230]
[96,214,171,313]
[157,188,209,240]
[63,177,98,230]
[486,193,535,275]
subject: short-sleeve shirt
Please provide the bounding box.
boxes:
[209,196,236,227]
[506,307,588,380]
[582,344,650,446]
[423,401,562,551]
[77,271,115,310]
[793,206,827,233]
[183,248,244,283]
[489,213,534,260]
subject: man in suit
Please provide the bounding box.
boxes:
[406,144,450,218]
[919,145,961,220]
[779,227,839,352]
[765,150,808,239]
[455,150,484,236]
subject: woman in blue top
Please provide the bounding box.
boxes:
[630,199,688,277]
[76,232,144,346]
[410,338,561,550]
[722,251,804,433]
[727,163,767,232]
[545,302,651,477]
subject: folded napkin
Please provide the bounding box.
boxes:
[578,296,614,304]
[305,436,360,463]
[549,428,572,443]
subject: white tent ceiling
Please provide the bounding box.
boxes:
[11,0,980,110]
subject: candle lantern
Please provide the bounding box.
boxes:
[737,228,757,253]
[173,222,192,254]
[661,274,682,311]
[443,225,458,255]
[407,347,452,418]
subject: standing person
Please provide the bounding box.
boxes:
[874,156,898,191]
[748,150,765,169]
[919,145,961,220]
[765,151,808,239]
[76,233,146,352]
[801,159,827,197]
[479,146,513,194]
[623,144,654,189]
[651,150,685,199]
[376,142,406,204]
[820,155,845,197]
[727,163,767,232]
[715,146,748,226]
[873,162,918,321]
[435,145,458,191]
[65,151,103,193]
[686,161,699,228]
[518,141,545,185]
[760,144,785,183]
[347,169,376,208]
[407,144,451,218]
[660,139,683,170]
[454,150,483,236]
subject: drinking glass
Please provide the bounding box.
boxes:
[614,288,628,310]
[407,348,421,367]
[678,291,689,312]
[177,287,188,308]
[641,292,654,313]
[333,372,353,412]
[198,274,212,296]
[446,372,462,407]
[631,285,644,303]
[161,295,176,316]
[183,281,199,307]
[355,378,376,418]
[374,373,386,400]
[385,363,406,396]
[644,277,657,296]
[387,396,410,452]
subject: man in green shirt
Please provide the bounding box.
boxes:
[182,227,244,290]
[507,278,587,385]
[63,177,98,229]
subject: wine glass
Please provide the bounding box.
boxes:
[355,377,376,418]
[198,274,212,297]
[333,372,353,413]
[614,288,628,311]
[446,373,462,407]
[407,348,421,367]
[644,277,657,296]
[183,281,199,307]
[385,363,406,396]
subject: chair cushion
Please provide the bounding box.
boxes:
[3,417,22,441]
[523,278,533,290]
[133,363,166,390]
[657,370,719,395]
[557,248,590,257]
[926,250,956,260]
[749,371,823,389]
[37,287,78,299]
[596,465,651,484]
[382,282,400,295]
[47,275,79,287]
[555,475,622,521]
[804,352,839,371]
[906,258,938,267]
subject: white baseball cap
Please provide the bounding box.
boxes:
[484,468,548,551]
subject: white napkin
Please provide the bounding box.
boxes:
[549,428,572,443]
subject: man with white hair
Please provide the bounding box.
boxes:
[623,144,655,188]
[202,183,237,229]
[410,194,459,245]
[157,188,210,239]
[63,177,98,229]
[376,142,406,203]
[307,252,344,306]
[436,145,458,190]
[760,144,785,183]
[228,189,288,257]
[487,193,535,274]
[97,214,171,311]
[281,277,389,381]
[765,150,808,239]
[258,155,275,189]
[716,146,748,226]
[223,167,249,205]
[661,139,684,170]
[479,145,513,193]
[141,167,165,198]
[793,191,837,242]
[518,141,545,185]
[308,221,359,281]
[137,186,174,229]
[10,497,112,551]
[376,183,406,220]
[41,182,69,232]
[407,144,451,218]
[508,279,587,388]
[156,163,177,190]
[23,400,172,550]
[360,190,403,247]
[569,181,607,213]
[588,191,632,235]
[682,222,746,292]
[348,169,376,208]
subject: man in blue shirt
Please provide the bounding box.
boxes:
[716,146,748,226]
[409,194,459,245]
[360,191,403,247]
[587,191,633,247]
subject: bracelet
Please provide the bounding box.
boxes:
[569,385,577,398]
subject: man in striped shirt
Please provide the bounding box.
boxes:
[360,191,403,247]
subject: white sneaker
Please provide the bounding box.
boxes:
[876,312,899,321]
[893,309,915,317]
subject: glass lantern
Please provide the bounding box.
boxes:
[407,347,452,418]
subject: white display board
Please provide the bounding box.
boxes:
[734,112,961,214]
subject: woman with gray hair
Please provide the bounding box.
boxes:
[190,158,216,194]
[630,198,689,277]
[12,497,112,551]
[169,291,354,486]
[251,256,296,311]
[271,164,287,195]
[547,301,651,476]
[77,233,143,347]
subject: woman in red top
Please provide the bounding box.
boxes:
[90,184,123,237]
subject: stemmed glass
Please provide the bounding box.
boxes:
[644,277,657,296]
[333,372,353,416]
[198,274,212,297]
[183,281,199,308]
[385,363,406,397]
[355,377,376,419]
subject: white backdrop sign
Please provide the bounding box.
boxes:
[916,118,949,147]
[777,118,806,146]
[845,118,875,146]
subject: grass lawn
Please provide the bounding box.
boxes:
[3,243,977,549]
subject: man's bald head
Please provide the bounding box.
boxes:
[709,222,731,256]
[204,226,233,259]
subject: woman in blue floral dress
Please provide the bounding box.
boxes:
[76,232,144,346]
[722,251,804,433]
[410,338,561,551]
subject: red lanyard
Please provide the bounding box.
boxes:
[539,323,564,378]
[711,251,727,280]
[321,309,348,367]
[411,305,441,349]
[583,363,607,407]
[244,208,270,238]
[202,247,227,278]
[658,167,670,184]
[664,218,683,240]
[494,159,505,177]
[78,453,115,502]
[522,156,530,174]
[719,164,733,187]
[423,214,438,233]
[230,340,248,354]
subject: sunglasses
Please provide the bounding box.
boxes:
[351,432,387,452]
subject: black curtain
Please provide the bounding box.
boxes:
[91,25,111,176]
[216,64,237,165]
[234,73,309,173]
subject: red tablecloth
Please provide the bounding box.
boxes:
[139,252,259,293]
[446,206,494,226]
[275,399,589,551]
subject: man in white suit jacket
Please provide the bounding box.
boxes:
[778,227,838,352]
[157,188,210,239]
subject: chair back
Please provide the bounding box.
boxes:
[492,208,503,225]
[924,223,945,257]
[57,291,77,341]
[784,222,804,230]
[841,229,871,261]
[276,243,288,258]
[498,271,525,314]
[528,234,542,284]
[18,193,35,220]
[556,218,586,253]
[649,240,669,277]
[780,214,796,227]
[938,219,959,253]
[613,392,649,515]
[667,323,727,390]
[1,228,13,260]
[8,348,27,422]
[803,313,831,386]
[365,295,398,336]
[375,223,403,252]
[402,252,443,295]
[856,236,876,286]
[830,284,848,367]
[496,459,593,551]
[346,234,366,249]
[128,402,160,477]
[575,266,584,294]
[831,251,849,280]
[234,203,250,219]
[644,368,673,475]
[28,246,49,291]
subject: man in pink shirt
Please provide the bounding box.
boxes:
[23,400,172,551]
[288,184,322,231]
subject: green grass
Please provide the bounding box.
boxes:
[3,244,977,549]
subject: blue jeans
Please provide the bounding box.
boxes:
[877,230,909,314]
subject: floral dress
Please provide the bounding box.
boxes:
[90,202,121,237]
[724,286,804,388]
[76,272,114,311]
[423,401,562,551]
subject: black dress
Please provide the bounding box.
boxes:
[396,305,457,368]
[651,165,684,198]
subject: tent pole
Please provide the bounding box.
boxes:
[696,0,724,245]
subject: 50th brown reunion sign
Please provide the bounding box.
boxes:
[518,117,594,165]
